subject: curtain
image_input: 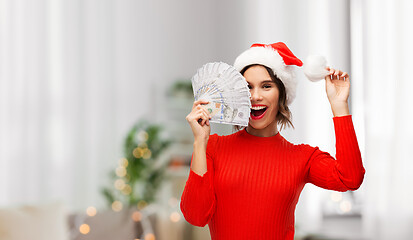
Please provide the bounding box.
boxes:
[0,0,118,210]
[0,0,221,211]
[360,0,413,239]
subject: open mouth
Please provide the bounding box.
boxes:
[250,105,268,120]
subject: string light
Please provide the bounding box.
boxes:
[170,211,181,222]
[143,149,152,159]
[340,200,352,213]
[132,211,142,222]
[119,158,129,167]
[132,147,152,159]
[137,200,148,210]
[139,142,148,149]
[138,131,149,142]
[121,184,132,195]
[79,224,90,234]
[114,179,126,190]
[133,147,144,158]
[112,201,123,212]
[86,206,97,217]
[116,166,127,177]
[144,233,155,240]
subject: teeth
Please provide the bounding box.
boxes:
[251,106,266,110]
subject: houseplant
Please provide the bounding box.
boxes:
[102,120,171,209]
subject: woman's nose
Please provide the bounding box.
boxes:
[250,89,262,101]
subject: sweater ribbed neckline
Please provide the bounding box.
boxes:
[238,127,283,143]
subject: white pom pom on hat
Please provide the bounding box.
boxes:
[303,55,330,82]
[233,42,329,105]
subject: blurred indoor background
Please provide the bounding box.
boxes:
[1,0,412,239]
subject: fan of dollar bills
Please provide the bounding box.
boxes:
[191,62,251,126]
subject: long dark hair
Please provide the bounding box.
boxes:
[235,64,294,131]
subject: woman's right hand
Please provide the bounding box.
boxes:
[186,100,212,143]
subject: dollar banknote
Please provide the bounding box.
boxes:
[192,62,251,126]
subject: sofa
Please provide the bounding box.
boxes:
[0,202,159,240]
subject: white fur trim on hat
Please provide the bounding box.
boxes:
[233,46,297,105]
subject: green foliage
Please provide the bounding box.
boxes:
[102,120,171,208]
[169,79,193,98]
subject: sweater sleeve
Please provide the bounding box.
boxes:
[180,134,218,227]
[305,115,365,191]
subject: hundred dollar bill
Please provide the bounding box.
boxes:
[191,62,251,127]
[201,102,250,126]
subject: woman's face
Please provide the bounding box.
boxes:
[244,65,279,134]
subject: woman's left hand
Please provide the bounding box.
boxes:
[325,67,350,103]
[325,67,350,116]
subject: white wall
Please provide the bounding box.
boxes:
[0,0,232,210]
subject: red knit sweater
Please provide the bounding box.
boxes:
[180,115,365,240]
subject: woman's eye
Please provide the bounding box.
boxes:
[263,84,272,88]
[247,85,252,89]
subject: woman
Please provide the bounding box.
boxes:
[180,42,365,240]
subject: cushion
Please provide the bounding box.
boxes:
[0,202,69,240]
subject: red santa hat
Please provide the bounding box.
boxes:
[234,42,327,105]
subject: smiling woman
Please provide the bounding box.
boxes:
[243,65,280,137]
[180,42,365,240]
[241,64,292,136]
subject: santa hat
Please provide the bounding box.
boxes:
[233,42,328,105]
